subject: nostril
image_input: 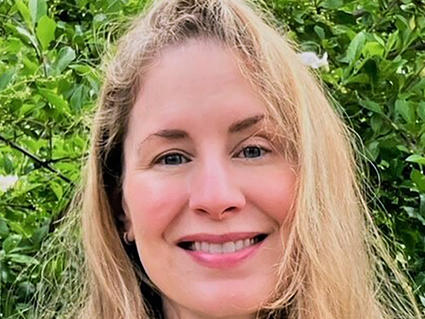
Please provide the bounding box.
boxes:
[194,206,238,217]
[216,206,239,217]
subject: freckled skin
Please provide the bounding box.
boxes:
[122,39,297,319]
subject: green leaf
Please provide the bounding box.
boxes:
[3,155,14,174]
[0,261,14,283]
[362,42,384,57]
[50,180,63,199]
[19,103,33,116]
[22,55,39,74]
[15,25,38,50]
[395,99,415,124]
[0,68,15,90]
[370,115,383,133]
[359,97,383,114]
[70,64,92,74]
[2,234,22,253]
[406,154,425,165]
[343,31,366,64]
[3,37,23,55]
[409,15,416,30]
[55,46,76,73]
[38,88,69,112]
[36,15,56,50]
[70,84,84,110]
[314,25,325,39]
[346,73,369,84]
[29,0,47,25]
[31,224,49,245]
[366,140,380,161]
[0,219,10,239]
[418,102,425,121]
[8,253,39,265]
[319,0,344,9]
[411,169,425,192]
[15,0,32,29]
[386,30,400,53]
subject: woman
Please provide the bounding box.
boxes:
[36,0,421,318]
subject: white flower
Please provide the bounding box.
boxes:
[298,51,329,70]
[0,175,18,192]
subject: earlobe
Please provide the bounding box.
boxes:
[120,197,135,242]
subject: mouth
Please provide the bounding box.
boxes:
[177,233,268,254]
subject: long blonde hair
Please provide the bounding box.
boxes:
[33,0,422,318]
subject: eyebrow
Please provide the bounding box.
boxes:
[140,113,265,146]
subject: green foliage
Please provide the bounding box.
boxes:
[0,0,424,317]
[0,0,144,316]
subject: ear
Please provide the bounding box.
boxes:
[119,197,135,242]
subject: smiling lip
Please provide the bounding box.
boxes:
[176,232,262,244]
[176,232,266,269]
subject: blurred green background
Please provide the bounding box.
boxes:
[0,0,424,317]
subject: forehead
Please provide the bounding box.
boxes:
[130,38,268,128]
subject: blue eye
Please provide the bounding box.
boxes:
[154,145,269,166]
[236,146,269,159]
[156,153,191,165]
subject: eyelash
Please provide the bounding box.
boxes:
[153,144,271,166]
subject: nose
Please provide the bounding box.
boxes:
[188,158,246,220]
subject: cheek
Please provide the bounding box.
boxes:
[244,165,297,225]
[122,173,188,283]
[123,173,187,237]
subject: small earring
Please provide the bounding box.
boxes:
[123,232,131,245]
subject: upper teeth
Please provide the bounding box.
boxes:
[190,238,256,254]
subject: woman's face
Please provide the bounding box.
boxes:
[122,39,297,319]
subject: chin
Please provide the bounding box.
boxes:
[163,279,274,319]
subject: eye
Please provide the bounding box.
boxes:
[235,145,270,159]
[153,144,270,166]
[155,152,191,165]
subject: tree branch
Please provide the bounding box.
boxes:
[0,134,72,184]
[0,203,36,210]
